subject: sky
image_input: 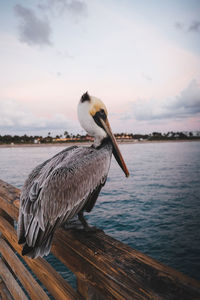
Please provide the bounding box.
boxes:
[0,0,200,136]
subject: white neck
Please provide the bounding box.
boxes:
[93,135,106,148]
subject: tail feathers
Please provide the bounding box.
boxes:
[22,234,53,258]
[18,214,61,258]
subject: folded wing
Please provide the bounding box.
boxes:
[17,144,112,258]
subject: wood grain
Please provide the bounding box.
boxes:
[52,226,200,300]
[1,179,200,300]
[0,238,50,300]
[0,258,28,300]
[0,278,13,300]
[0,216,80,300]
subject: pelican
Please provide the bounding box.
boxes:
[17,92,129,258]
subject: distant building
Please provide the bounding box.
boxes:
[53,137,72,142]
[115,134,133,140]
[34,139,40,144]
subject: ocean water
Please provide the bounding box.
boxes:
[0,141,200,285]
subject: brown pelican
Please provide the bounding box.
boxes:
[17,92,129,258]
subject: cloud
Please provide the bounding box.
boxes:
[14,1,86,47]
[0,100,76,134]
[38,0,87,16]
[171,79,200,115]
[127,79,200,122]
[14,4,52,46]
[175,22,184,30]
[188,20,200,33]
[175,20,200,33]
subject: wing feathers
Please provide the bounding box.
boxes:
[18,144,112,257]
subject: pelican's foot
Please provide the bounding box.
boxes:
[63,217,83,230]
[83,225,103,233]
[77,212,103,233]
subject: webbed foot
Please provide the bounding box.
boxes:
[78,212,104,233]
[63,216,83,230]
[84,225,103,233]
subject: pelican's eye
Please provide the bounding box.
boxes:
[93,109,107,128]
[99,109,107,120]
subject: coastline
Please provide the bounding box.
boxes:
[0,139,199,148]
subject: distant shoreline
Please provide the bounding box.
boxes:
[0,139,199,148]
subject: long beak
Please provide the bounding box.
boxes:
[100,118,129,177]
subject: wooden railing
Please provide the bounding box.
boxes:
[0,179,200,300]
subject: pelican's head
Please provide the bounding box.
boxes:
[78,92,129,177]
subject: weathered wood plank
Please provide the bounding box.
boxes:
[0,216,81,300]
[0,238,50,300]
[0,180,20,205]
[77,275,105,300]
[0,179,20,220]
[52,229,133,300]
[0,258,28,300]
[52,227,200,300]
[1,179,200,299]
[0,278,13,300]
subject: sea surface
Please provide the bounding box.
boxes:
[0,141,200,287]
